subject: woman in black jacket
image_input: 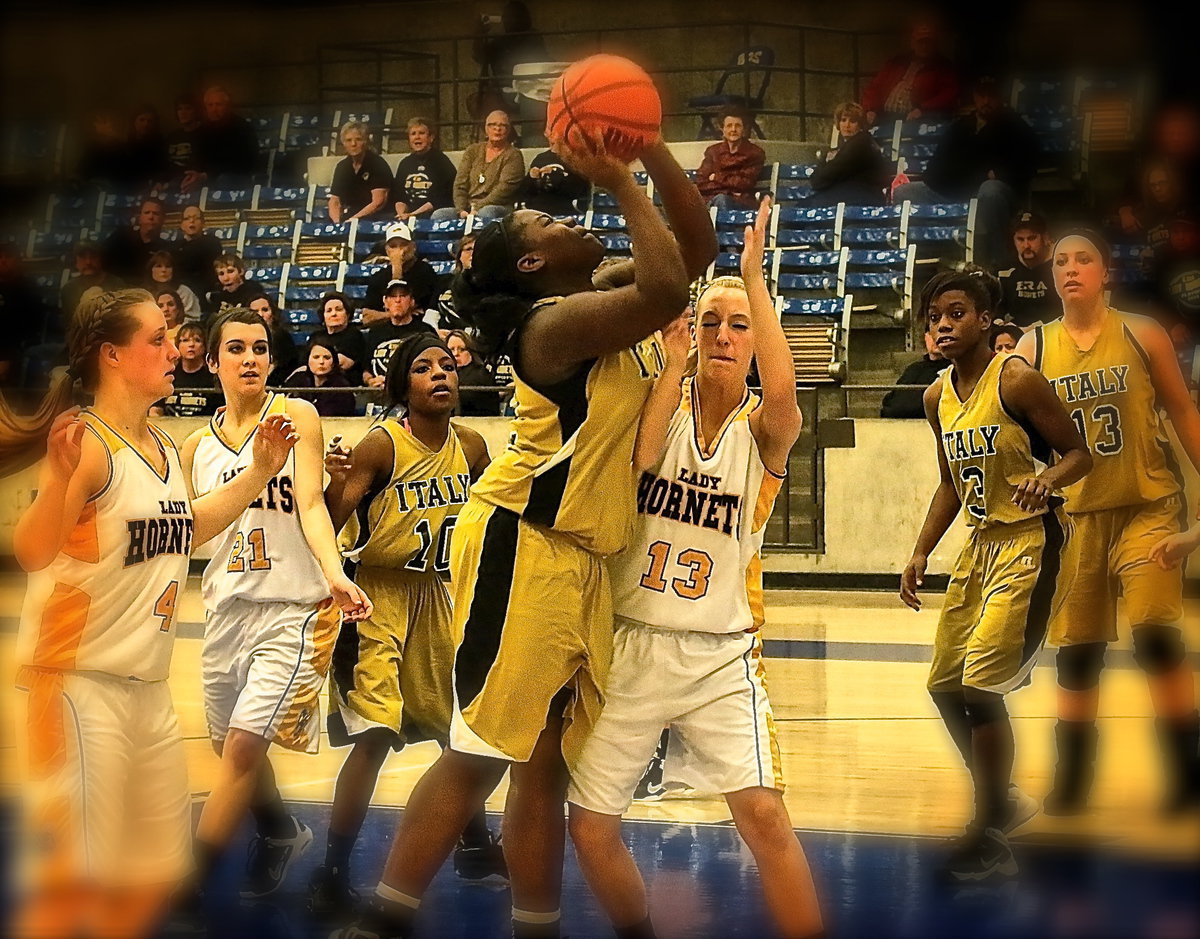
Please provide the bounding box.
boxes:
[444,329,500,416]
[809,102,890,207]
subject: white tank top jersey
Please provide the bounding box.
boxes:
[17,413,193,683]
[191,393,328,612]
[610,379,785,635]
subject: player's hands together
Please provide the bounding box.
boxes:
[740,196,771,282]
[325,435,352,481]
[330,573,372,622]
[900,554,927,611]
[44,407,85,480]
[551,131,632,192]
[1148,525,1200,571]
[1012,475,1053,513]
[251,413,299,477]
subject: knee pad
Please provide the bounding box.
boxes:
[1132,624,1186,675]
[963,691,1008,727]
[1056,643,1107,691]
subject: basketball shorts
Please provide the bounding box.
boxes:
[327,566,455,749]
[929,507,1075,695]
[203,597,340,754]
[14,667,191,889]
[567,621,783,816]
[448,500,613,768]
[1050,496,1185,646]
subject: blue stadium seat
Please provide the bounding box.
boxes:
[777,296,848,317]
[842,245,916,319]
[771,249,842,295]
[587,213,628,231]
[600,233,632,254]
[416,240,455,259]
[900,201,975,260]
[284,113,323,151]
[774,205,839,249]
[204,188,255,209]
[284,308,322,327]
[97,192,140,228]
[840,204,905,249]
[412,218,468,237]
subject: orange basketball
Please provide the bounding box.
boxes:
[545,54,662,163]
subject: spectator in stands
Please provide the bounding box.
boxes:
[435,232,476,331]
[154,289,185,342]
[441,110,524,221]
[206,253,264,317]
[361,222,440,323]
[328,121,394,223]
[521,136,590,216]
[445,329,499,416]
[185,85,259,192]
[990,323,1023,354]
[174,205,223,298]
[893,77,1039,271]
[284,339,357,417]
[0,243,49,387]
[696,110,766,209]
[879,320,946,418]
[247,294,300,385]
[61,241,123,320]
[363,280,436,386]
[862,17,959,126]
[312,291,368,375]
[472,1,547,121]
[1118,101,1200,237]
[126,104,171,190]
[997,211,1056,328]
[76,108,130,189]
[150,322,217,418]
[810,102,890,206]
[146,251,202,321]
[102,196,167,282]
[1146,211,1200,335]
[1124,160,1189,251]
[166,94,202,178]
[393,117,457,220]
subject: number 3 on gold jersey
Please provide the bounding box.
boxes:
[1071,405,1123,457]
[639,540,714,600]
[959,466,986,521]
[227,528,272,572]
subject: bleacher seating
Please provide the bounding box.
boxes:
[900,201,975,262]
[295,221,351,265]
[773,206,839,249]
[775,295,851,384]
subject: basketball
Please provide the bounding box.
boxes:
[545,54,662,163]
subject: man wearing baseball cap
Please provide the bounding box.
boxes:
[361,221,440,327]
[997,210,1057,328]
[363,278,436,389]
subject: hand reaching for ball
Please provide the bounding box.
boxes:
[551,132,633,191]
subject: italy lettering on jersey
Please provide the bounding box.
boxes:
[343,419,472,574]
[1033,309,1180,513]
[17,414,192,683]
[937,354,1051,528]
[611,380,782,635]
[192,393,328,612]
[471,297,664,556]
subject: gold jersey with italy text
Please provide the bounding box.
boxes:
[342,419,473,574]
[1032,308,1180,514]
[470,297,665,556]
[938,353,1054,528]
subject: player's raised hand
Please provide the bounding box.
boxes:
[45,407,85,478]
[551,130,632,191]
[740,195,771,282]
[662,306,693,369]
[329,572,373,622]
[325,434,352,481]
[1148,525,1200,570]
[252,413,298,477]
[900,553,927,611]
[1012,475,1053,513]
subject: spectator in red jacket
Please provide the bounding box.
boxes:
[862,18,959,126]
[696,110,765,209]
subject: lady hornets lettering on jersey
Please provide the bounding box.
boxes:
[343,418,472,574]
[191,393,328,611]
[937,354,1053,528]
[17,413,193,683]
[610,379,783,635]
[1033,309,1180,513]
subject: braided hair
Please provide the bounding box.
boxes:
[450,215,539,361]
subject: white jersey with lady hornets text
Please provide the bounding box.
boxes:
[610,379,784,634]
[191,393,328,613]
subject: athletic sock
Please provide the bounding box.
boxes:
[972,718,1014,830]
[325,830,356,877]
[362,884,419,939]
[460,807,493,847]
[615,914,658,939]
[1049,719,1098,806]
[251,791,295,839]
[1158,711,1200,796]
[192,838,220,884]
[512,908,561,939]
[930,691,974,770]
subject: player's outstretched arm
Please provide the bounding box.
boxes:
[633,308,690,472]
[744,198,803,475]
[323,425,393,533]
[639,140,719,281]
[1137,316,1200,486]
[901,383,961,611]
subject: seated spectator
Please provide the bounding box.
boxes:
[997,211,1056,328]
[445,329,499,416]
[166,94,202,178]
[206,253,264,317]
[310,291,368,375]
[126,104,171,190]
[76,108,130,189]
[247,294,300,385]
[439,110,524,221]
[328,121,394,223]
[185,85,259,192]
[521,136,590,216]
[861,17,959,126]
[893,77,1039,271]
[363,280,436,386]
[360,222,440,324]
[102,196,167,283]
[1117,101,1200,238]
[990,323,1023,354]
[284,339,357,417]
[0,243,49,388]
[1125,160,1188,252]
[809,102,890,206]
[696,110,766,209]
[435,232,476,330]
[61,241,123,320]
[174,205,223,298]
[879,322,946,418]
[150,322,217,417]
[155,288,185,343]
[147,251,202,321]
[393,117,457,220]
